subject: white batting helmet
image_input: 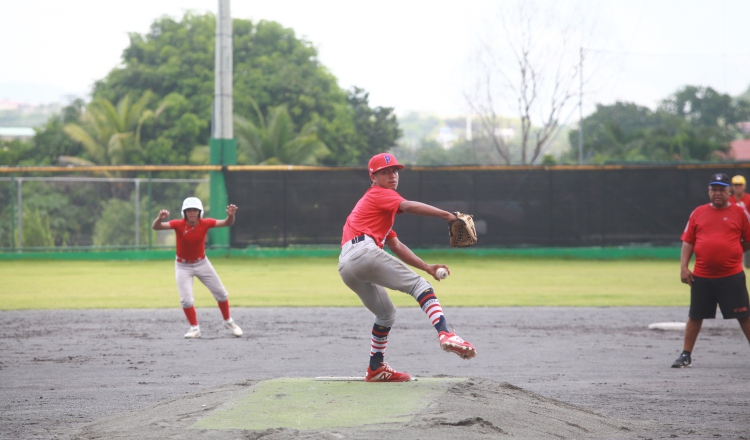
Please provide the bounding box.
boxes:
[181,197,204,218]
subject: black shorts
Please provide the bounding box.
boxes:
[690,272,750,319]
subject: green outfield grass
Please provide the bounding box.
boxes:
[0,256,692,310]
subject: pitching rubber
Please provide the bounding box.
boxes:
[314,376,418,382]
[648,322,686,331]
[314,376,366,381]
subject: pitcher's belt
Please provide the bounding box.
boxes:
[176,256,205,264]
[350,235,366,244]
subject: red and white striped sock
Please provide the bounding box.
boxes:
[369,324,391,370]
[417,289,444,325]
[416,289,449,333]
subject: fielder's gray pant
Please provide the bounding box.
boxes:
[175,257,229,308]
[338,235,432,328]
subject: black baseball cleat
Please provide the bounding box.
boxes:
[671,352,691,368]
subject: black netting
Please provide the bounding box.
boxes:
[225,167,743,248]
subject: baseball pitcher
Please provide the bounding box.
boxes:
[338,153,477,382]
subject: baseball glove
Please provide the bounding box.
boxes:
[448,212,478,247]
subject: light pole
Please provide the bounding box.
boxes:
[209,0,236,249]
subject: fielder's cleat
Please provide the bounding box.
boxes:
[365,362,411,382]
[223,318,243,337]
[671,352,691,368]
[184,325,201,339]
[439,331,477,359]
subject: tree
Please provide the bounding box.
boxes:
[91,12,396,165]
[62,91,159,170]
[27,99,86,166]
[0,139,34,167]
[233,103,329,165]
[565,102,655,163]
[465,1,587,164]
[660,86,745,127]
[345,87,402,163]
[566,87,747,164]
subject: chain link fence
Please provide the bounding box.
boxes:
[0,176,208,251]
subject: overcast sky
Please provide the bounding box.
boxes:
[1,0,749,119]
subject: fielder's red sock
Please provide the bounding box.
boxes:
[217,300,231,320]
[183,306,198,326]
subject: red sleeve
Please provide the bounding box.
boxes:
[203,218,218,229]
[743,194,750,213]
[386,230,398,240]
[680,210,697,244]
[379,188,406,214]
[741,209,750,242]
[168,219,181,230]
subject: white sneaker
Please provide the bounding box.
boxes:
[184,325,201,339]
[224,318,243,337]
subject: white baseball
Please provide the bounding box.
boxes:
[436,268,449,279]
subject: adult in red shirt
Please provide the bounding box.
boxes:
[674,173,750,368]
[152,197,242,339]
[338,153,477,382]
[731,175,750,268]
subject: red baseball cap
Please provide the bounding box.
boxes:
[368,153,404,175]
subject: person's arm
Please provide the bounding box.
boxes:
[399,200,457,222]
[214,204,238,228]
[740,209,750,251]
[151,210,171,231]
[386,236,449,281]
[680,241,695,286]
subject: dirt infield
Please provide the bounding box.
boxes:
[2,307,749,439]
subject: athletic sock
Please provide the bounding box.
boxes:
[183,306,198,326]
[369,324,391,370]
[433,316,450,333]
[416,289,449,333]
[217,300,231,320]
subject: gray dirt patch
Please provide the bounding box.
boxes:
[1,307,749,439]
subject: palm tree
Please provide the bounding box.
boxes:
[61,91,161,173]
[234,102,329,165]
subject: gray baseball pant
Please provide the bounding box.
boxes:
[175,257,229,308]
[338,235,432,327]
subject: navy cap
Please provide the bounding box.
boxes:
[708,173,731,187]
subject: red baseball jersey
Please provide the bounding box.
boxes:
[341,186,405,248]
[731,193,750,213]
[169,218,217,260]
[681,203,750,278]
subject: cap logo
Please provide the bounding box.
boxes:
[384,155,391,164]
[716,174,723,180]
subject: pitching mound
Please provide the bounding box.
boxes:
[64,377,655,439]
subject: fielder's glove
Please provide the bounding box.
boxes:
[448,212,478,247]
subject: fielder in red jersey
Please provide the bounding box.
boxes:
[730,175,750,211]
[338,153,477,383]
[731,175,750,268]
[673,173,750,368]
[152,197,242,339]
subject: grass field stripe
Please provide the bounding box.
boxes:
[0,259,693,309]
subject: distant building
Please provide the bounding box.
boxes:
[0,127,35,141]
[729,139,750,161]
[437,126,456,148]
